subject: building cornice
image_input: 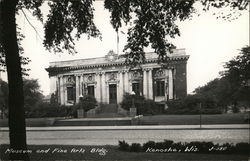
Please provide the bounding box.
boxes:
[46,54,189,76]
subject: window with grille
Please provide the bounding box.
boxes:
[132,82,141,96]
[156,80,165,96]
[87,85,95,97]
[67,87,74,101]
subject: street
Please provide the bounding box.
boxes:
[1,126,249,145]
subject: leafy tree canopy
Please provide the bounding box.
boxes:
[1,0,248,69]
[104,0,248,66]
[194,46,250,108]
[0,29,30,75]
[0,78,44,111]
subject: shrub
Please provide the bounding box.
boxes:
[77,95,97,112]
[163,140,174,148]
[235,143,250,154]
[172,142,185,151]
[130,143,142,152]
[26,102,77,118]
[121,93,161,115]
[186,141,214,153]
[118,140,130,152]
[220,143,236,154]
[119,140,250,154]
[166,95,222,114]
[232,105,239,113]
[142,141,156,152]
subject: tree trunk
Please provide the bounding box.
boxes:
[1,0,29,160]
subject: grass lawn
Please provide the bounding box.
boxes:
[0,144,249,161]
[140,113,248,125]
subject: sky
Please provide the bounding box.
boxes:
[0,1,249,96]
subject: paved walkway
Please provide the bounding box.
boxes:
[0,124,249,131]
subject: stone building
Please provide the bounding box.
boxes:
[46,49,189,108]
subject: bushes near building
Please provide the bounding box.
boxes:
[26,102,77,118]
[120,93,162,115]
[166,95,223,114]
[77,95,97,113]
[26,94,97,118]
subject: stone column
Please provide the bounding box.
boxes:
[148,69,153,99]
[59,76,64,105]
[169,69,173,100]
[79,75,83,96]
[106,83,109,104]
[118,71,124,103]
[143,69,148,99]
[101,72,106,103]
[75,75,80,103]
[64,76,67,105]
[95,73,101,103]
[124,70,129,94]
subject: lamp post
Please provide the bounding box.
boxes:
[77,94,84,118]
[131,91,136,108]
[130,91,137,117]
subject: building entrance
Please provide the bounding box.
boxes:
[109,84,117,104]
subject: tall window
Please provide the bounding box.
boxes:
[132,82,140,96]
[87,85,95,97]
[67,87,74,101]
[156,80,165,96]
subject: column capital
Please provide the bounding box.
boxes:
[74,74,81,77]
[118,70,125,74]
[143,68,152,71]
[124,69,129,73]
[95,72,102,75]
[148,68,153,71]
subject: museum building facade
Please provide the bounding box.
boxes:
[46,49,189,106]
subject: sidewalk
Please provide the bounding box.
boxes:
[0,124,249,131]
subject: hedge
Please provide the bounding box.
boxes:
[118,140,250,154]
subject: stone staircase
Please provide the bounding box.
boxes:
[53,104,130,126]
[94,104,122,118]
[99,104,118,113]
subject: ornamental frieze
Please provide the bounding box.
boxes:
[66,76,75,86]
[86,74,95,83]
[154,69,165,78]
[108,73,117,81]
[131,71,143,80]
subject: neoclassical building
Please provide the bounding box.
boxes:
[46,49,189,107]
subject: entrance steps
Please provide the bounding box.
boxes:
[90,104,125,118]
[99,104,118,113]
[53,104,131,126]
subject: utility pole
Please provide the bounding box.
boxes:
[199,102,202,129]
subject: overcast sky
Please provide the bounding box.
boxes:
[1,2,249,96]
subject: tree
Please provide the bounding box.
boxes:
[0,79,44,115]
[0,29,31,75]
[194,78,232,112]
[223,46,250,106]
[0,0,99,159]
[194,46,250,111]
[0,0,248,160]
[0,79,8,118]
[104,0,248,66]
[23,79,44,112]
